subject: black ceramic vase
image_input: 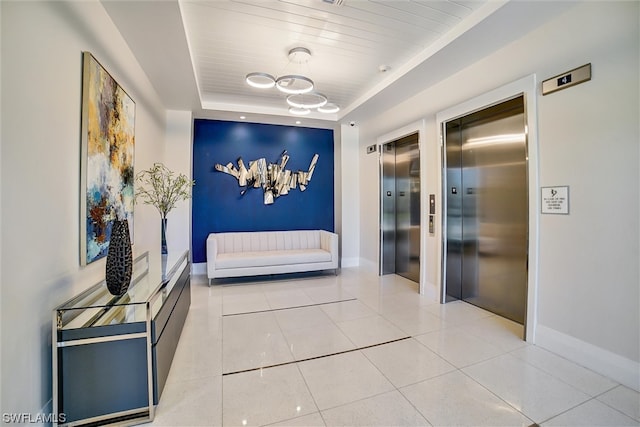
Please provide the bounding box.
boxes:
[105,219,133,296]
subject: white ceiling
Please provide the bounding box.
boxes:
[101,0,573,127]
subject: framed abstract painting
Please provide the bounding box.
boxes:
[80,52,135,265]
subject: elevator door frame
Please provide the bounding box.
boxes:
[443,96,528,324]
[380,134,421,283]
[436,75,540,343]
[377,120,428,295]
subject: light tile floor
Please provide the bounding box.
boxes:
[147,268,640,426]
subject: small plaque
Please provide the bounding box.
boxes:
[542,63,591,95]
[541,186,570,214]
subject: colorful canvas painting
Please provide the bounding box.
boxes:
[80,52,135,265]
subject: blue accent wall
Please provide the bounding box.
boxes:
[192,119,335,263]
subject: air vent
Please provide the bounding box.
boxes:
[322,0,345,6]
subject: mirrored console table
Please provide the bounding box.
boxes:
[53,250,191,426]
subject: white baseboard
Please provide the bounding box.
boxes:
[192,262,207,275]
[535,324,640,392]
[340,257,360,268]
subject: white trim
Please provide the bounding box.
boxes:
[377,119,428,295]
[435,74,539,342]
[340,257,360,268]
[536,324,640,392]
[192,262,207,275]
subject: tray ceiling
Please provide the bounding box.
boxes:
[101,1,575,124]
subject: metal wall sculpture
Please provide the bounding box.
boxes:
[215,151,319,205]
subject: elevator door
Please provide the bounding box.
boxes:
[444,96,527,324]
[381,133,420,283]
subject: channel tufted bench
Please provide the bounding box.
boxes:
[206,230,338,284]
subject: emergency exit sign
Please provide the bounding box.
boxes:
[542,64,591,95]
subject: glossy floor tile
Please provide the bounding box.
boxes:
[541,399,639,426]
[463,353,592,423]
[297,350,395,410]
[146,269,639,427]
[401,370,534,426]
[510,345,618,396]
[362,338,456,388]
[336,314,408,347]
[415,327,505,368]
[223,364,318,426]
[596,385,640,422]
[320,390,429,426]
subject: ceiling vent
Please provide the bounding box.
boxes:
[322,0,345,6]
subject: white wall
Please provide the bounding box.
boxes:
[164,110,194,257]
[0,1,4,413]
[357,2,639,389]
[1,0,170,416]
[340,124,360,267]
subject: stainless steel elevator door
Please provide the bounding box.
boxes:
[395,138,421,282]
[445,96,527,324]
[381,134,420,283]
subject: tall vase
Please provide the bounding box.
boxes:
[161,217,168,255]
[105,219,133,296]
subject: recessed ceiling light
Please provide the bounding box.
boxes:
[378,64,391,73]
[295,120,301,125]
[240,116,246,120]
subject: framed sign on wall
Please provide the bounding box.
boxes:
[541,186,570,214]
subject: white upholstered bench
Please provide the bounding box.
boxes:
[206,230,338,284]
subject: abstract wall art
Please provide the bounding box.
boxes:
[80,52,135,265]
[215,151,318,205]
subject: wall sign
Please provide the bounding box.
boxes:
[542,63,591,95]
[541,186,570,214]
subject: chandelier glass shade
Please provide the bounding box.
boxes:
[286,92,327,109]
